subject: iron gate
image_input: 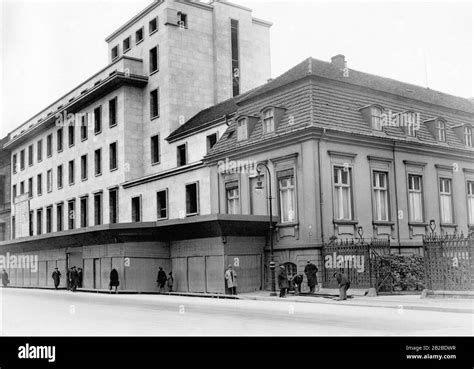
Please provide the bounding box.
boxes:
[322,238,391,290]
[423,233,473,291]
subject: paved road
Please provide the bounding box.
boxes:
[0,288,472,336]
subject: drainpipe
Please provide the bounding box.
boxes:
[318,128,327,245]
[392,142,401,252]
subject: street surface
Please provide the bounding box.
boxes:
[0,288,472,336]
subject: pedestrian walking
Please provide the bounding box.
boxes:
[278,266,289,297]
[293,273,304,295]
[167,272,174,292]
[66,267,72,291]
[51,267,61,289]
[71,266,79,292]
[109,268,119,293]
[224,264,237,295]
[333,271,350,300]
[77,267,83,288]
[156,267,167,293]
[2,269,9,287]
[304,260,319,293]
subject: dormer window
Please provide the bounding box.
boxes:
[262,109,275,134]
[236,118,248,141]
[371,106,383,131]
[436,120,446,142]
[464,126,472,147]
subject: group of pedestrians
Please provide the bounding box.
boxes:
[277,260,350,300]
[64,266,82,291]
[156,267,173,292]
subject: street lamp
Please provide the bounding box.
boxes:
[255,162,277,296]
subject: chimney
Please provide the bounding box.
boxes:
[331,54,346,70]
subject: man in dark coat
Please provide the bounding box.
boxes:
[157,267,167,293]
[71,267,79,292]
[293,273,304,295]
[334,271,350,300]
[277,266,289,298]
[2,269,9,287]
[77,267,83,288]
[66,267,72,291]
[109,268,119,293]
[304,260,318,293]
[52,267,61,289]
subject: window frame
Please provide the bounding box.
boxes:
[57,165,63,189]
[185,181,199,216]
[177,143,187,167]
[225,181,240,215]
[149,17,158,35]
[149,45,159,74]
[109,141,118,171]
[81,154,88,181]
[262,108,275,134]
[46,169,53,193]
[135,27,144,44]
[156,189,168,220]
[109,188,119,224]
[94,192,103,226]
[131,195,142,222]
[236,118,248,141]
[464,126,472,147]
[151,135,160,165]
[150,88,159,119]
[28,144,34,166]
[332,166,354,221]
[111,45,119,61]
[94,106,102,135]
[371,170,390,222]
[123,36,131,53]
[407,173,425,223]
[68,160,75,185]
[438,177,454,225]
[80,196,89,228]
[436,120,446,142]
[467,180,474,225]
[109,97,118,128]
[94,148,102,177]
[46,134,53,157]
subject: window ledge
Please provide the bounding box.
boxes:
[150,70,159,76]
[110,123,118,128]
[95,173,102,178]
[333,219,358,225]
[151,115,160,121]
[440,223,458,228]
[110,167,118,172]
[408,222,429,227]
[372,221,395,226]
[149,29,158,36]
[275,221,298,228]
[151,161,160,167]
[186,213,199,217]
[136,39,144,46]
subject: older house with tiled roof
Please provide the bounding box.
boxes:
[202,55,474,288]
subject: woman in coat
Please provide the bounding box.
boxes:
[2,269,9,287]
[277,266,289,298]
[109,268,119,294]
[51,268,61,289]
[224,265,237,295]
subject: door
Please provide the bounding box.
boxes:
[188,257,205,293]
[93,258,100,289]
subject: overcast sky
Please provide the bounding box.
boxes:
[0,0,472,138]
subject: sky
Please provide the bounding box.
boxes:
[0,0,472,138]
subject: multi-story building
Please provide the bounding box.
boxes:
[1,0,273,293]
[0,135,12,242]
[204,55,474,287]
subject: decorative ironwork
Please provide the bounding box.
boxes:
[423,232,473,291]
[322,238,391,290]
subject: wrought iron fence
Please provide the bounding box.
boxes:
[423,232,473,291]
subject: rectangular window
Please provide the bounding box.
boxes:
[68,200,75,230]
[135,27,144,44]
[150,89,159,118]
[226,182,240,215]
[231,19,240,97]
[47,134,52,157]
[68,160,75,185]
[149,17,157,34]
[29,211,34,236]
[57,165,63,189]
[80,196,88,228]
[178,12,187,27]
[408,174,423,222]
[57,203,64,232]
[0,175,4,205]
[12,154,17,174]
[151,135,160,164]
[20,149,25,170]
[36,209,43,235]
[109,97,117,127]
[149,46,159,73]
[407,122,417,137]
[94,149,102,176]
[47,169,52,193]
[263,109,275,134]
[57,128,63,152]
[237,119,247,141]
[334,167,352,220]
[373,171,389,221]
[207,133,217,152]
[94,192,102,226]
[109,142,118,170]
[46,206,52,233]
[28,144,34,165]
[156,190,167,220]
[12,216,15,239]
[81,155,88,181]
[464,126,472,147]
[123,36,131,52]
[37,139,43,162]
[111,45,119,60]
[28,177,33,198]
[109,188,118,224]
[68,125,75,147]
[185,182,198,215]
[131,196,141,222]
[372,107,383,131]
[37,174,42,196]
[20,181,25,195]
[437,121,446,142]
[467,181,474,225]
[12,184,17,199]
[94,106,102,134]
[81,114,88,140]
[177,144,187,167]
[439,178,453,224]
[279,171,296,223]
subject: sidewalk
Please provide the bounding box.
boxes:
[239,289,474,314]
